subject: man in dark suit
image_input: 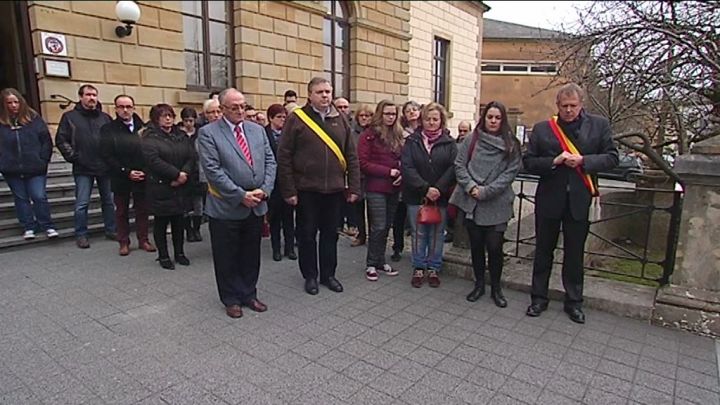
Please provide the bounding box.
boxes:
[522,83,618,324]
[198,88,276,319]
[99,95,155,256]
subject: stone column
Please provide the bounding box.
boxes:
[652,136,720,336]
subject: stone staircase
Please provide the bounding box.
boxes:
[0,153,107,250]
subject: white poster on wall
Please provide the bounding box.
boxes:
[41,32,68,57]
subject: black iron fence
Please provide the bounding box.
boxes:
[507,173,683,286]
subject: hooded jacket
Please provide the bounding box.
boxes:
[0,114,52,177]
[55,102,112,176]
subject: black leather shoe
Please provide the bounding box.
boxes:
[565,307,586,324]
[321,277,343,293]
[390,251,402,262]
[273,251,282,262]
[175,254,190,266]
[526,303,547,317]
[158,257,175,270]
[491,289,508,308]
[305,278,319,295]
[466,287,485,302]
[285,250,297,260]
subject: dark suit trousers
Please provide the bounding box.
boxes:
[531,201,590,309]
[209,215,263,306]
[268,194,295,253]
[296,191,343,281]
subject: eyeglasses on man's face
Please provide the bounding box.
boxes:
[222,104,245,113]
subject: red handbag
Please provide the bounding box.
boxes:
[417,199,442,225]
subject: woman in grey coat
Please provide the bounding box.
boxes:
[450,101,521,307]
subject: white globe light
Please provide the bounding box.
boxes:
[116,1,141,24]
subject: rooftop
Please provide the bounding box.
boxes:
[483,18,563,40]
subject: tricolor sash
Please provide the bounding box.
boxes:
[547,116,599,197]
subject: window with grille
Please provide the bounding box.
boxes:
[432,36,450,107]
[182,1,233,91]
[322,0,349,98]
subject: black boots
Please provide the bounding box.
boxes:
[186,216,203,242]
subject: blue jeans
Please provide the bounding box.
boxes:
[4,175,55,231]
[74,175,115,237]
[407,204,447,270]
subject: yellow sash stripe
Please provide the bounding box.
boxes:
[294,108,347,172]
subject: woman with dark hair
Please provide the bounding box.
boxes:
[265,103,296,261]
[179,107,204,242]
[142,104,197,270]
[392,100,422,260]
[358,100,404,281]
[402,102,457,288]
[0,88,57,240]
[450,101,521,307]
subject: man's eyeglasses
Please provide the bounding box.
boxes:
[458,129,470,134]
[116,105,134,110]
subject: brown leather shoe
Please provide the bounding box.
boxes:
[225,304,243,318]
[245,299,268,313]
[140,240,157,252]
[427,270,441,288]
[119,243,130,256]
[411,269,425,288]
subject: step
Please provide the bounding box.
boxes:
[0,222,110,252]
[0,208,106,239]
[0,169,75,186]
[0,194,100,221]
[0,182,79,200]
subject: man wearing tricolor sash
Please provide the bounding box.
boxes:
[523,83,619,324]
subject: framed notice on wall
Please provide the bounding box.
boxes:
[44,59,71,78]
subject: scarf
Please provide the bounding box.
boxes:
[421,128,443,145]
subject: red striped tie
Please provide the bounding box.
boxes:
[234,124,253,166]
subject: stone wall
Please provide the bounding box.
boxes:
[29,1,186,130]
[408,1,484,136]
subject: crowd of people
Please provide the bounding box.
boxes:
[0,79,617,324]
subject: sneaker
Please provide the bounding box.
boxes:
[427,270,441,288]
[411,269,425,288]
[23,230,36,240]
[366,266,379,281]
[46,229,59,238]
[380,263,399,276]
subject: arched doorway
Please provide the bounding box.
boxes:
[0,1,39,109]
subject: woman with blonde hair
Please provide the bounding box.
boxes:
[0,88,57,240]
[358,100,404,281]
[401,102,456,288]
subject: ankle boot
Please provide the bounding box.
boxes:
[491,285,507,308]
[191,216,203,241]
[185,217,197,242]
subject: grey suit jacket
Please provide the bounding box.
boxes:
[198,119,276,220]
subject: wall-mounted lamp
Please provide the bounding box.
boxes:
[115,1,141,38]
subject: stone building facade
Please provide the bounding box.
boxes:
[408,0,487,135]
[480,19,564,131]
[7,1,487,134]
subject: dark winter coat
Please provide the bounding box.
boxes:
[55,103,113,176]
[401,129,457,206]
[99,114,146,194]
[277,104,361,198]
[141,125,197,216]
[0,114,52,176]
[178,126,203,196]
[357,127,402,194]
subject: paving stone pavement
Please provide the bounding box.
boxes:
[0,233,718,405]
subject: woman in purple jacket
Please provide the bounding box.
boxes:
[357,100,404,281]
[0,88,57,240]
